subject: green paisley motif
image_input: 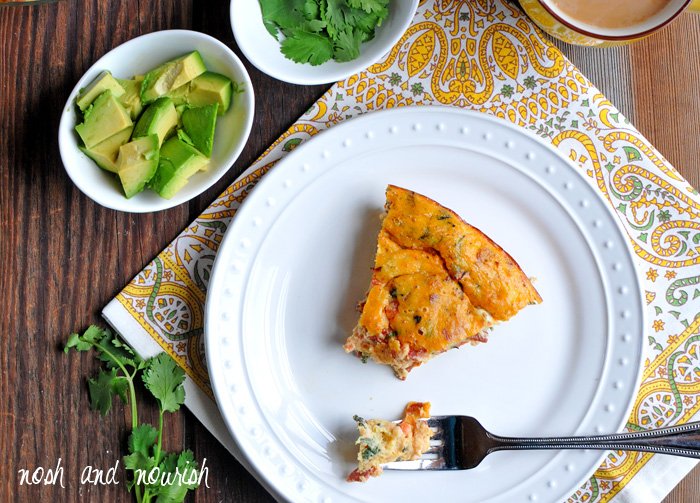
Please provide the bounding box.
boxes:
[666,334,700,422]
[199,220,228,233]
[625,421,645,432]
[192,253,216,291]
[146,257,201,342]
[628,210,655,232]
[589,475,600,501]
[666,350,689,422]
[623,146,642,162]
[610,171,644,202]
[666,275,700,307]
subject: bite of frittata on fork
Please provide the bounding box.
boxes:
[348,401,433,482]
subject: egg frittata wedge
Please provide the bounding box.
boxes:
[344,185,542,379]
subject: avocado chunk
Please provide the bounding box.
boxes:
[116,78,143,120]
[75,90,133,149]
[76,71,125,111]
[181,103,218,157]
[168,71,233,115]
[140,51,207,104]
[80,126,133,173]
[132,97,177,146]
[149,137,208,199]
[174,104,188,128]
[116,135,159,198]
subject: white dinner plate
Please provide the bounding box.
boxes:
[204,107,645,503]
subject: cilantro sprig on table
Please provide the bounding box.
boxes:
[65,325,200,503]
[259,0,390,65]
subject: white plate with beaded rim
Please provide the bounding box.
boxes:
[204,106,645,503]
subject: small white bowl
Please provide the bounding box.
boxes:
[230,0,418,85]
[58,29,255,213]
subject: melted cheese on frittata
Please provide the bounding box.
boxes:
[344,185,541,379]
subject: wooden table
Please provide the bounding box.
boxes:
[1,2,698,502]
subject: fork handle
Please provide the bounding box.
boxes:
[488,421,700,459]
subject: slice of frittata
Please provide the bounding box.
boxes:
[348,402,432,482]
[344,185,542,379]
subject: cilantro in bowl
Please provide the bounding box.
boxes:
[259,0,390,65]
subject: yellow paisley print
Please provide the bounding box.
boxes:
[113,2,700,501]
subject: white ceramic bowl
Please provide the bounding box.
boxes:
[230,0,418,85]
[58,29,255,213]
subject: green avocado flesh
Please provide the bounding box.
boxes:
[74,52,237,200]
[80,126,133,173]
[181,103,218,157]
[76,71,125,111]
[149,137,208,199]
[116,135,159,198]
[140,51,207,104]
[116,78,143,120]
[132,97,178,146]
[75,90,133,149]
[167,72,233,114]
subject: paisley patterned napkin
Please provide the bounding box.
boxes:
[103,1,700,500]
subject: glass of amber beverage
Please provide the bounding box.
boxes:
[519,0,699,46]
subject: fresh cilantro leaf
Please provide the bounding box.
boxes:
[145,451,199,503]
[124,424,158,493]
[176,449,198,473]
[259,0,309,38]
[111,375,130,403]
[123,451,154,476]
[88,368,120,416]
[352,11,383,40]
[333,27,363,62]
[347,0,389,16]
[83,324,108,343]
[64,332,94,353]
[302,18,327,33]
[65,325,110,353]
[65,325,145,375]
[324,0,369,41]
[158,451,178,474]
[65,325,201,502]
[123,452,156,492]
[321,0,342,40]
[262,0,388,64]
[151,478,191,502]
[143,353,186,413]
[98,334,144,371]
[129,423,159,458]
[281,30,334,66]
[303,0,319,20]
[175,450,200,491]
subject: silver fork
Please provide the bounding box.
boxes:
[384,416,700,470]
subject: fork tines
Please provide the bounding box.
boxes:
[382,419,446,470]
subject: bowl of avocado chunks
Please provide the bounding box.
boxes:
[59,30,254,212]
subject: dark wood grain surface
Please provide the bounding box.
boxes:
[1,2,698,502]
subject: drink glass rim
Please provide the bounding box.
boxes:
[536,0,691,41]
